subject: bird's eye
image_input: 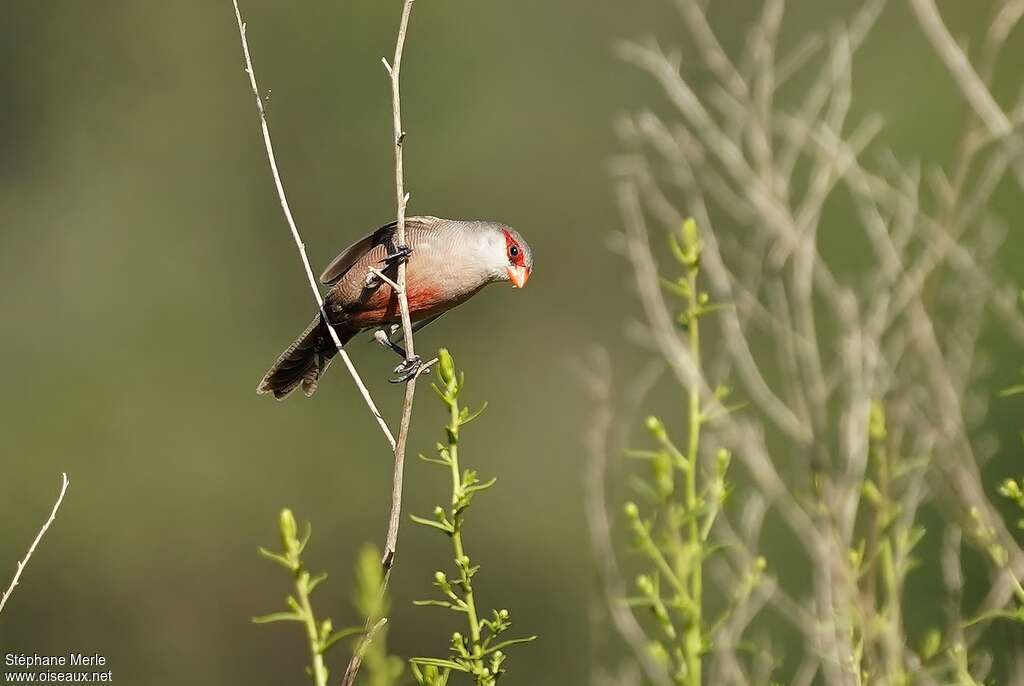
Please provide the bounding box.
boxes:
[509,245,520,258]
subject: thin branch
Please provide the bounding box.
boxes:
[908,0,1014,138]
[381,0,417,571]
[0,473,70,615]
[340,618,388,686]
[908,0,1024,186]
[365,267,402,293]
[342,4,420,684]
[230,0,395,450]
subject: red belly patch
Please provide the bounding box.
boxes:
[347,281,444,327]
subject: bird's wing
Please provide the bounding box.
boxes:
[319,216,442,285]
[319,222,395,285]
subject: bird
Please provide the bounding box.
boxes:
[258,216,534,399]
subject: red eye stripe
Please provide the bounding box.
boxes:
[501,228,525,266]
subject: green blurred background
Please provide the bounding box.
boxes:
[1,1,1021,684]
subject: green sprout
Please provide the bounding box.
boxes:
[254,509,363,686]
[623,219,754,686]
[409,349,536,686]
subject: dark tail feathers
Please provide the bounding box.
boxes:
[257,314,356,399]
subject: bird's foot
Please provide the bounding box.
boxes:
[389,354,431,384]
[381,244,413,267]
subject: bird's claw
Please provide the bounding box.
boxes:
[389,355,430,384]
[381,244,413,267]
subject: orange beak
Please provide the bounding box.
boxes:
[507,264,530,288]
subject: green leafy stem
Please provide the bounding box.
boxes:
[254,509,364,686]
[409,349,536,686]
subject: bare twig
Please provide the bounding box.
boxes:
[342,3,420,684]
[908,0,1024,186]
[0,473,69,615]
[340,617,388,686]
[380,0,417,572]
[908,0,1013,138]
[230,0,395,450]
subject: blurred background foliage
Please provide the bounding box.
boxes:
[0,1,1021,684]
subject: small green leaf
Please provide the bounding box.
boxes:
[668,231,688,264]
[411,663,451,686]
[413,599,460,610]
[252,612,305,624]
[694,302,733,317]
[258,547,296,571]
[464,477,497,494]
[460,402,488,425]
[869,401,887,439]
[409,658,469,672]
[296,521,312,556]
[862,479,882,505]
[919,629,942,661]
[661,277,691,298]
[481,635,537,655]
[410,514,455,534]
[307,572,328,594]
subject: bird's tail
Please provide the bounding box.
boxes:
[257,314,356,399]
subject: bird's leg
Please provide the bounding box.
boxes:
[380,242,412,268]
[377,239,421,383]
[374,327,407,359]
[373,328,427,383]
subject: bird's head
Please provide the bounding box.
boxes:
[483,224,533,288]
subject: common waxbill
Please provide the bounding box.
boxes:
[258,216,534,399]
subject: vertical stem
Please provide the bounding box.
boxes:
[684,268,703,686]
[296,573,329,686]
[382,0,418,570]
[448,400,483,653]
[875,440,904,683]
[344,3,421,683]
[390,0,416,362]
[878,539,901,678]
